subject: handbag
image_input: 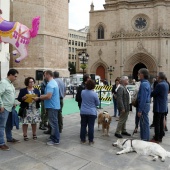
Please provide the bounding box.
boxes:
[132,98,138,107]
[18,108,27,118]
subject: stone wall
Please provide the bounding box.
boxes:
[10,0,69,88]
[87,0,170,83]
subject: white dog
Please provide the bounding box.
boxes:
[113,139,170,162]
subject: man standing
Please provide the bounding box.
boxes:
[0,69,19,151]
[137,68,151,141]
[150,72,169,143]
[115,76,131,138]
[76,74,90,109]
[53,71,66,133]
[34,70,60,145]
[39,71,48,130]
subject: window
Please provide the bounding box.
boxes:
[75,48,77,52]
[72,40,74,45]
[75,41,77,46]
[75,55,76,59]
[78,42,80,46]
[72,48,74,52]
[69,40,71,45]
[81,42,83,47]
[72,55,74,59]
[69,47,71,52]
[69,54,71,59]
[84,43,86,47]
[98,25,104,39]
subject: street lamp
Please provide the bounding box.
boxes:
[78,50,89,75]
[108,66,115,85]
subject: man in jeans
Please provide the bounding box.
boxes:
[0,69,19,151]
[34,70,60,145]
[137,68,151,141]
[150,72,169,143]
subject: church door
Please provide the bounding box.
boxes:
[96,65,105,80]
[133,63,147,81]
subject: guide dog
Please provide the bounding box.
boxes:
[113,139,170,162]
[98,111,112,136]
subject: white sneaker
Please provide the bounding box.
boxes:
[46,141,59,146]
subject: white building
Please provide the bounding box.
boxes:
[0,0,10,80]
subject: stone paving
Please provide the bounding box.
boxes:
[0,102,170,170]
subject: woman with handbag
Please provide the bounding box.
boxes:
[18,77,41,141]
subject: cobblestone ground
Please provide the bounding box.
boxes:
[0,100,170,170]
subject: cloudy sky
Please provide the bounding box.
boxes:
[69,0,105,30]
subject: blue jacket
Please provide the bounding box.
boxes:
[6,107,19,130]
[137,79,151,113]
[80,89,100,116]
[151,80,169,113]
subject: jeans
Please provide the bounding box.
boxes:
[140,103,150,141]
[0,109,9,146]
[80,114,96,142]
[47,108,60,143]
[113,98,119,116]
[5,111,13,141]
[154,112,165,141]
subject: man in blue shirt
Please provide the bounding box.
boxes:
[34,70,60,145]
[137,68,151,141]
[150,72,169,143]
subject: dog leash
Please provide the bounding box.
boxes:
[122,139,134,148]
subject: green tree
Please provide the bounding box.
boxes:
[68,62,76,74]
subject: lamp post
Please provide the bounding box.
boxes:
[78,50,89,75]
[108,66,115,85]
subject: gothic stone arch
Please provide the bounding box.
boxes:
[124,53,157,78]
[90,60,108,80]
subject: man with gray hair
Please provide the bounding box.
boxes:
[150,72,169,143]
[53,71,66,133]
[115,76,131,138]
[137,68,151,141]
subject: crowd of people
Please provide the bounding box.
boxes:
[0,69,66,150]
[0,68,169,151]
[111,69,169,144]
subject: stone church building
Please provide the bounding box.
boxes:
[10,0,69,88]
[87,0,170,82]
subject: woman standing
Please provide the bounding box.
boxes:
[18,77,41,141]
[80,79,100,145]
[111,78,120,117]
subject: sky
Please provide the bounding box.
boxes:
[69,0,105,30]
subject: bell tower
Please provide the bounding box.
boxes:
[10,0,69,88]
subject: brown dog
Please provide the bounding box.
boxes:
[98,111,112,136]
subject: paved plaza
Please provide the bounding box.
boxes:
[0,99,170,170]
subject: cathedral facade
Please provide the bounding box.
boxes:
[87,0,170,82]
[10,0,69,88]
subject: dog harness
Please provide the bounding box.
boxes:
[122,139,134,148]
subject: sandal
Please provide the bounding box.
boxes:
[133,128,138,134]
[33,135,37,140]
[24,135,29,141]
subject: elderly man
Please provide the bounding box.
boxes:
[150,72,169,143]
[53,71,66,133]
[137,68,151,141]
[115,76,131,138]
